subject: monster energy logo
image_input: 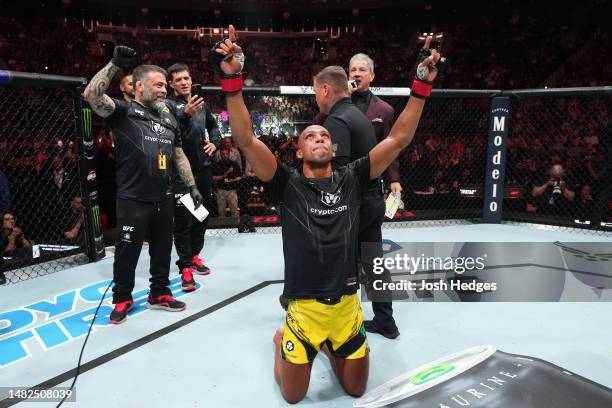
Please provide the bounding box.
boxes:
[83,107,92,139]
[91,204,101,235]
[410,363,454,385]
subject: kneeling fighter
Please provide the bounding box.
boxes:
[211,26,443,403]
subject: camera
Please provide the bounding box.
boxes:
[552,181,562,195]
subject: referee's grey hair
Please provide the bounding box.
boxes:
[349,53,375,73]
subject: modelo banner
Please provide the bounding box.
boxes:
[78,101,105,261]
[355,345,612,407]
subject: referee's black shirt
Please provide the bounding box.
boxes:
[106,99,182,202]
[322,97,379,192]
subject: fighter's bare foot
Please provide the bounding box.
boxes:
[273,327,284,347]
[273,327,284,385]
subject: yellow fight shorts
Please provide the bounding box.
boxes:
[281,293,368,364]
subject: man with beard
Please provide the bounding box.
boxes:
[210,26,442,403]
[166,63,221,290]
[84,46,203,324]
[119,74,134,102]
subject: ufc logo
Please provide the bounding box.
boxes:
[122,226,135,232]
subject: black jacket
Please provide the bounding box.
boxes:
[167,94,222,190]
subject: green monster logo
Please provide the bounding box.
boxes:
[83,107,92,139]
[91,204,101,235]
[409,363,454,385]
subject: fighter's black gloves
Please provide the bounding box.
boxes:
[208,39,245,93]
[111,46,136,69]
[190,185,204,209]
[411,48,446,99]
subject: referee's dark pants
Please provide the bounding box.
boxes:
[112,197,174,303]
[173,167,213,271]
[359,193,395,328]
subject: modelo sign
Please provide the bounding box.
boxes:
[483,98,510,223]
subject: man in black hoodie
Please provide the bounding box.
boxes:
[167,63,222,291]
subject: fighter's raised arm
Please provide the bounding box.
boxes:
[83,46,136,118]
[209,25,277,183]
[368,36,445,179]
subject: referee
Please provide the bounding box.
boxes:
[167,63,221,291]
[84,46,203,324]
[314,66,399,339]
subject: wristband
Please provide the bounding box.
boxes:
[220,75,243,93]
[411,79,432,99]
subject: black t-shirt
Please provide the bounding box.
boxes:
[106,100,182,202]
[167,95,222,183]
[323,98,379,193]
[266,156,371,299]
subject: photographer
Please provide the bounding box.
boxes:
[531,164,575,214]
[2,211,31,258]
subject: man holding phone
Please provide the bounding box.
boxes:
[167,63,222,291]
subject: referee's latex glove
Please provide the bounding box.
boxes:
[111,46,136,69]
[190,185,204,209]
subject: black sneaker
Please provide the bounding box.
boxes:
[147,294,186,312]
[181,267,197,292]
[0,272,6,285]
[110,300,134,324]
[363,320,400,339]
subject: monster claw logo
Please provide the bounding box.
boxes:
[91,204,101,235]
[82,107,94,159]
[83,107,92,138]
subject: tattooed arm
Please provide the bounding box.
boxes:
[83,62,118,118]
[83,46,136,118]
[174,147,204,208]
[173,147,195,187]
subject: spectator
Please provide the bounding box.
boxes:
[531,164,575,215]
[63,196,84,244]
[214,137,242,170]
[2,211,31,258]
[0,168,10,214]
[574,185,594,220]
[213,149,242,219]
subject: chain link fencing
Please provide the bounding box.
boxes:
[0,85,90,284]
[503,92,612,234]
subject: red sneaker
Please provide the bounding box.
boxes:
[191,255,211,275]
[181,267,197,292]
[147,294,186,312]
[110,300,134,324]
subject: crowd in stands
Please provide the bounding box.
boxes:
[1,4,611,275]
